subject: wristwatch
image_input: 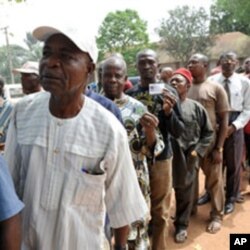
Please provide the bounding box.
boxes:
[216,147,223,153]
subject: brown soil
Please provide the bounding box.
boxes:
[166,170,250,250]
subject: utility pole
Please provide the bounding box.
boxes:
[1,26,15,83]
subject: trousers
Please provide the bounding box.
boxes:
[148,158,172,250]
[223,129,244,202]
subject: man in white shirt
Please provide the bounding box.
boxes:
[209,51,250,215]
[5,23,147,250]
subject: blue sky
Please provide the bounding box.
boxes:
[0,0,212,47]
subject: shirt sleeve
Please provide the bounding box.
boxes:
[104,127,148,228]
[194,103,214,157]
[0,156,24,221]
[4,106,22,197]
[232,78,250,130]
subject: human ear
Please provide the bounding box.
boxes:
[87,62,95,75]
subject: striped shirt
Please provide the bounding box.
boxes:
[5,91,148,250]
[0,97,13,144]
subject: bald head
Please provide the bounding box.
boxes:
[190,53,209,65]
[160,67,173,83]
[136,49,158,63]
[136,49,158,85]
[102,56,128,100]
[102,56,127,74]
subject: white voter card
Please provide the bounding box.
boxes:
[149,83,165,95]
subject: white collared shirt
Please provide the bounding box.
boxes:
[5,92,148,250]
[209,72,250,129]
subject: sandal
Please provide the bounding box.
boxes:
[207,220,221,234]
[174,229,187,243]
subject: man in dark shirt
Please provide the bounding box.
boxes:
[126,49,184,250]
[170,68,213,243]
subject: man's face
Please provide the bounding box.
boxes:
[20,73,40,94]
[170,74,188,96]
[187,55,205,78]
[221,53,237,77]
[102,61,126,100]
[160,69,173,83]
[244,58,250,74]
[39,34,93,98]
[136,52,158,81]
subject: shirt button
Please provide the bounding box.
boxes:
[57,121,62,126]
[54,148,59,154]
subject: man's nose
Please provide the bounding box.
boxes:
[46,54,61,67]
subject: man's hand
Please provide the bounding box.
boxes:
[211,149,223,164]
[162,88,177,116]
[140,112,159,131]
[140,112,159,148]
[227,124,236,138]
[113,225,129,250]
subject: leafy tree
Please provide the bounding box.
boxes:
[24,32,42,61]
[97,9,149,75]
[0,44,29,83]
[156,5,213,65]
[0,32,42,83]
[0,0,25,3]
[210,0,250,35]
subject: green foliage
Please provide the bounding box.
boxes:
[156,5,213,65]
[97,9,149,75]
[23,32,42,61]
[9,0,25,2]
[0,32,42,83]
[210,0,250,35]
[0,44,29,83]
[0,0,25,2]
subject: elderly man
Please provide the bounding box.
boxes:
[5,24,147,250]
[187,53,229,234]
[126,49,184,250]
[209,51,250,214]
[170,68,213,243]
[242,57,250,79]
[102,55,165,249]
[13,61,42,94]
[0,156,24,250]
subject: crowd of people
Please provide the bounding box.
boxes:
[0,22,250,250]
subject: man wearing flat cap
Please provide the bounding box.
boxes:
[5,24,147,250]
[170,68,213,243]
[13,61,42,95]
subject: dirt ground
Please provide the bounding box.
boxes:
[166,170,250,250]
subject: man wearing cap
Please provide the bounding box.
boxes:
[13,61,42,95]
[169,68,213,243]
[187,53,229,234]
[5,24,148,250]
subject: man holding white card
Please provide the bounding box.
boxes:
[126,49,185,250]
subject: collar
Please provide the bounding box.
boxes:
[113,93,129,107]
[221,72,236,83]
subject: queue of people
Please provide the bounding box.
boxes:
[1,21,250,250]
